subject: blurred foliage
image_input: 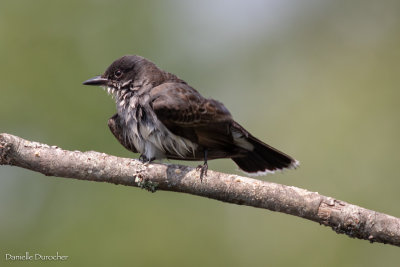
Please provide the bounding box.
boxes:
[1,0,400,266]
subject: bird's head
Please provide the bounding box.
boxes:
[83,55,154,98]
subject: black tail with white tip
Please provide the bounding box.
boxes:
[232,135,299,175]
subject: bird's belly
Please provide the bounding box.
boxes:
[121,109,197,160]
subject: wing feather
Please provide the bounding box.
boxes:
[150,82,236,150]
[150,82,232,127]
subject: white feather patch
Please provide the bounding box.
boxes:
[240,159,300,177]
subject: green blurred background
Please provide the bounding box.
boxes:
[1,0,400,266]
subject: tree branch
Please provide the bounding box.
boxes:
[1,133,399,247]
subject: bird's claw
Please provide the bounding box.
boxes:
[196,162,208,181]
[139,154,155,164]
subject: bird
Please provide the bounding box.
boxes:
[83,55,298,178]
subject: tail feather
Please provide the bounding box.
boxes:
[232,135,298,175]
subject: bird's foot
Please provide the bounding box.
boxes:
[139,154,155,164]
[196,162,208,182]
[196,148,209,182]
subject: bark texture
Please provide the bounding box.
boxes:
[1,133,399,247]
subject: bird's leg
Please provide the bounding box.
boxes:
[196,148,208,181]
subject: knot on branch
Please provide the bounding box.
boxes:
[318,197,379,243]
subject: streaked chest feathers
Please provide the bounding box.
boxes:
[113,88,197,160]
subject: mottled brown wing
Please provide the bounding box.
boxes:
[150,82,235,149]
[151,83,232,125]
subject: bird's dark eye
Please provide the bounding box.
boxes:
[114,69,123,78]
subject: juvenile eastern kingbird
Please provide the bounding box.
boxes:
[83,55,298,177]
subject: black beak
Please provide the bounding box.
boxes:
[82,75,108,86]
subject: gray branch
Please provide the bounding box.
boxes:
[1,133,399,247]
